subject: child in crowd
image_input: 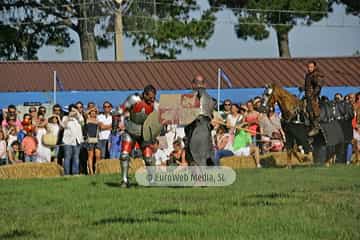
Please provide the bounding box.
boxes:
[168,138,187,166]
[7,141,23,164]
[232,129,261,168]
[6,126,18,148]
[108,115,124,159]
[0,129,7,165]
[153,138,168,170]
[21,124,38,162]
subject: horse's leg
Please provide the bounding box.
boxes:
[353,139,359,165]
[286,148,292,168]
[324,146,334,167]
[292,146,302,163]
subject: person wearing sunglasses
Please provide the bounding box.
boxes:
[2,105,22,132]
[97,101,113,159]
[220,99,232,121]
[28,107,38,124]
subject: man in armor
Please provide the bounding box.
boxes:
[304,61,324,137]
[119,85,157,188]
[184,75,216,166]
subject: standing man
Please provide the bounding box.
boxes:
[119,85,157,187]
[184,75,216,166]
[97,101,113,159]
[304,61,324,137]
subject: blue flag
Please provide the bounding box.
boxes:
[56,75,65,91]
[220,69,233,88]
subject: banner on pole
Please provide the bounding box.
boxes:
[159,94,200,125]
[220,69,233,88]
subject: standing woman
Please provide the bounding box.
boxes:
[0,129,7,165]
[62,105,84,175]
[84,107,100,175]
[245,100,260,145]
[35,114,51,163]
[47,115,61,163]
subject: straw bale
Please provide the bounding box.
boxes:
[0,162,63,179]
[95,158,145,175]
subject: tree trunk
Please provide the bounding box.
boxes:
[114,9,124,61]
[276,30,291,58]
[78,21,98,61]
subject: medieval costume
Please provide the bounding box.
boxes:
[119,85,157,187]
[184,82,216,166]
[304,66,324,136]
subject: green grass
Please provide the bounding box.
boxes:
[1,166,360,240]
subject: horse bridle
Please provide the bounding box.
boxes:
[261,84,273,109]
[262,84,302,123]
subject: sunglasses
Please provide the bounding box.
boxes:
[224,103,231,106]
[104,105,112,108]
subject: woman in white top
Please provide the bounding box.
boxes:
[226,104,245,135]
[47,115,61,163]
[62,105,84,175]
[35,114,51,163]
[0,129,7,165]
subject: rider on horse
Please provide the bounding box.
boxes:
[184,75,216,166]
[304,61,324,137]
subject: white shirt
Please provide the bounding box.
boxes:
[226,114,243,128]
[7,135,17,150]
[0,140,7,159]
[62,116,84,145]
[163,125,185,157]
[97,114,112,140]
[154,149,168,166]
[47,123,60,137]
[35,128,51,163]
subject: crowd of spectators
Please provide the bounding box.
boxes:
[0,91,359,175]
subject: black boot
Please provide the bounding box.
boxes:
[308,120,320,137]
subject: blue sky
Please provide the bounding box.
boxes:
[37,2,360,61]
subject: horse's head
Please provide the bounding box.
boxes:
[262,83,303,121]
[261,84,276,110]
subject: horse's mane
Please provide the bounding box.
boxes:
[270,83,299,104]
[270,83,301,120]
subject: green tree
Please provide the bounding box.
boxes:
[333,0,360,16]
[0,0,112,60]
[209,0,328,57]
[122,0,216,59]
[1,0,216,60]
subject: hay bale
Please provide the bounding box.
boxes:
[0,163,63,179]
[220,155,257,169]
[221,152,313,169]
[95,158,145,175]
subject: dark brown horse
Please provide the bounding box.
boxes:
[261,84,344,167]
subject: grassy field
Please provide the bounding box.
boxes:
[1,166,360,240]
